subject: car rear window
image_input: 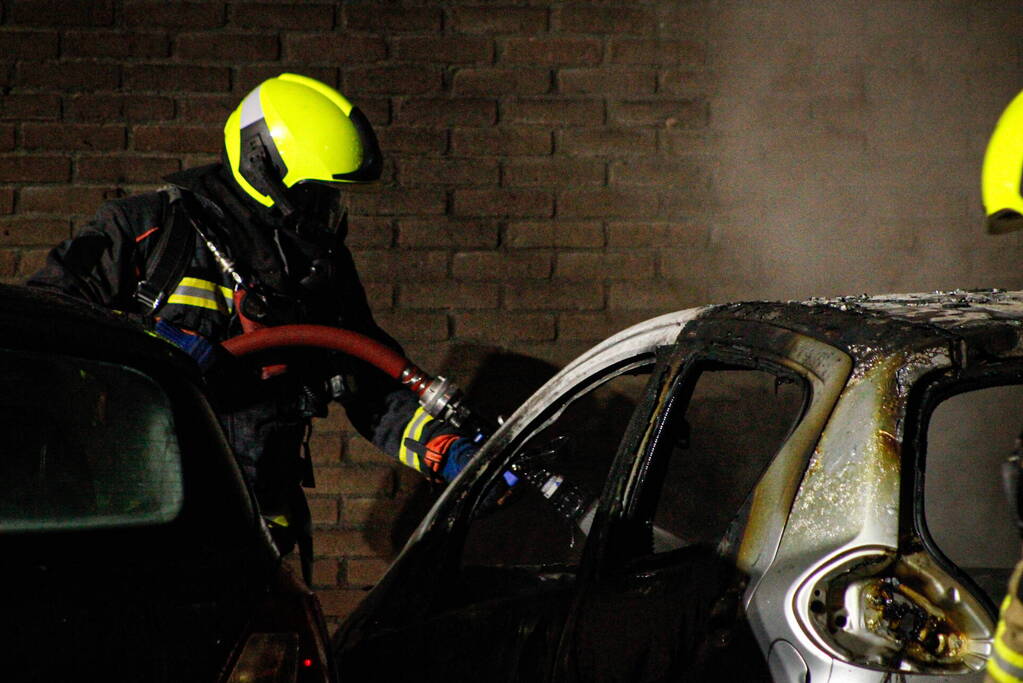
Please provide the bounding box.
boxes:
[923,383,1022,603]
[0,350,184,532]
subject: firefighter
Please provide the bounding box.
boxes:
[27,73,478,580]
[983,87,1023,683]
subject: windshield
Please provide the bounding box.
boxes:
[0,350,184,532]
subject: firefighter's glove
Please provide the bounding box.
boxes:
[421,434,519,516]
[155,319,216,372]
[443,437,480,481]
[421,434,479,484]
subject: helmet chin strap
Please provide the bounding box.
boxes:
[261,172,296,219]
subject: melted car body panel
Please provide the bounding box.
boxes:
[337,289,1023,683]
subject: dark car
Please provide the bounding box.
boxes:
[335,289,1023,683]
[0,284,334,683]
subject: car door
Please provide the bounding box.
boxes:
[755,361,1023,683]
[556,322,853,682]
[336,351,662,683]
[894,368,1023,682]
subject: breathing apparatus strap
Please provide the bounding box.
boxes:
[134,186,196,315]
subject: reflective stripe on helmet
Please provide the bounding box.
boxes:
[239,86,264,128]
[166,277,235,314]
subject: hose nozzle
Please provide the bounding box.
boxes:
[418,375,474,429]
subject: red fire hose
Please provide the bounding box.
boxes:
[221,323,435,396]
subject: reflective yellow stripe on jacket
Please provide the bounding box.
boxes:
[167,277,234,314]
[988,563,1023,683]
[400,406,434,473]
[991,594,1023,682]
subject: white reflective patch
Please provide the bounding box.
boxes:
[239,86,264,127]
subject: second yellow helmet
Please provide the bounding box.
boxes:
[983,89,1023,234]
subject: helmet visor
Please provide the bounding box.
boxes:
[987,209,1023,234]
[330,107,382,183]
[287,182,346,235]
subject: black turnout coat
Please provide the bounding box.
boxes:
[28,164,458,520]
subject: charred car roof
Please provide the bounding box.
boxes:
[695,289,1023,368]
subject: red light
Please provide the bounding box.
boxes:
[303,659,313,668]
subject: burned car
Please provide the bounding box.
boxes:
[0,284,335,683]
[335,289,1023,682]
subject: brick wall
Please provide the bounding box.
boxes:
[2,0,1021,628]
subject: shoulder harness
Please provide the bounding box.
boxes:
[134,186,197,315]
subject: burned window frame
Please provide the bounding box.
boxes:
[607,342,812,567]
[902,359,1023,619]
[462,351,664,524]
[571,319,855,586]
[468,353,662,543]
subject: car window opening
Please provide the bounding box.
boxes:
[459,362,656,575]
[648,361,808,556]
[922,382,1023,605]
